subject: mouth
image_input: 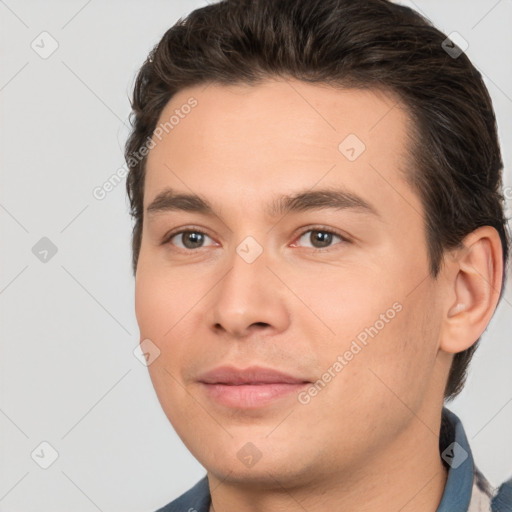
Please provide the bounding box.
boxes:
[197,365,311,409]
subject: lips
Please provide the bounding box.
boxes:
[197,366,311,409]
[197,365,310,385]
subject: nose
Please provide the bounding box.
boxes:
[209,240,290,340]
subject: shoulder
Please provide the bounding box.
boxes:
[440,408,512,511]
[469,467,496,511]
[491,475,512,512]
[155,475,211,512]
[452,462,511,512]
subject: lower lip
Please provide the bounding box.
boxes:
[200,382,309,408]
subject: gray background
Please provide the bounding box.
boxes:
[0,1,511,510]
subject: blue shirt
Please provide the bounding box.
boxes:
[156,407,512,511]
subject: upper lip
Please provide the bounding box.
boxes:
[197,365,310,385]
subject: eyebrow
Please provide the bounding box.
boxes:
[146,187,379,218]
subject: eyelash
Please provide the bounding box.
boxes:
[161,225,350,252]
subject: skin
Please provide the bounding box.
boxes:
[135,79,502,511]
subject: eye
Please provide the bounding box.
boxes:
[163,227,348,251]
[165,230,216,250]
[294,228,347,250]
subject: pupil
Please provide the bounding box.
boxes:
[312,231,331,248]
[184,232,203,248]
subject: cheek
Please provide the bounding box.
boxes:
[302,267,439,407]
[135,264,197,340]
[343,291,438,413]
[295,265,398,344]
[134,269,195,421]
[135,272,167,339]
[134,266,211,389]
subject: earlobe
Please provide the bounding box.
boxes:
[439,226,503,354]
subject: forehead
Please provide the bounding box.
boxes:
[144,79,418,219]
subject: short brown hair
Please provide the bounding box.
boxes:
[125,0,510,400]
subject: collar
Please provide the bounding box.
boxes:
[436,407,477,511]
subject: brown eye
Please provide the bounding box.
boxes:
[296,229,345,249]
[310,230,333,248]
[168,230,214,250]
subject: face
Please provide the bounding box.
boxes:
[135,80,448,488]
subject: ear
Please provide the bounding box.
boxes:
[439,226,504,354]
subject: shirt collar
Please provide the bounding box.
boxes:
[436,407,475,511]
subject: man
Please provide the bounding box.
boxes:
[124,0,512,510]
